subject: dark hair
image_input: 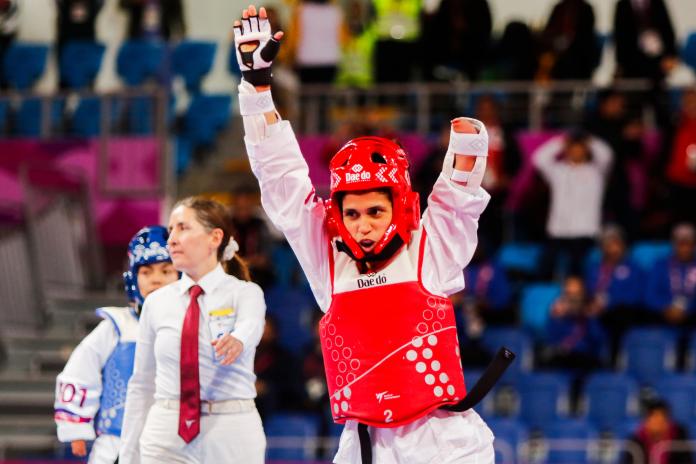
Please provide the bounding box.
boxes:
[173,196,251,281]
[644,398,670,415]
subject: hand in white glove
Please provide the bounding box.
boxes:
[233,5,283,87]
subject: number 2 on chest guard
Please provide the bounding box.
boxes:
[208,308,237,340]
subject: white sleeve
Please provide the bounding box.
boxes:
[119,303,157,464]
[589,136,613,176]
[230,283,267,349]
[54,321,117,442]
[243,120,332,311]
[421,174,491,296]
[531,136,565,181]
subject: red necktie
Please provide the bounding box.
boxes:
[178,284,203,443]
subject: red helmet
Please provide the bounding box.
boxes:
[325,136,420,260]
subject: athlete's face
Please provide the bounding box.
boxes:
[342,190,393,253]
[137,261,178,299]
[167,205,222,277]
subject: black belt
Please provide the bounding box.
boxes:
[358,347,516,463]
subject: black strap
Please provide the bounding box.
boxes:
[358,422,372,463]
[441,347,516,412]
[356,347,514,463]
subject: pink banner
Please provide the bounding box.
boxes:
[0,138,162,245]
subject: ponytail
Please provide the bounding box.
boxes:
[223,245,251,281]
[174,196,251,282]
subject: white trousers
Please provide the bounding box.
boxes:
[88,434,120,464]
[334,409,495,464]
[139,402,266,464]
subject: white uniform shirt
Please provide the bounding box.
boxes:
[54,319,120,442]
[119,265,266,464]
[244,119,492,463]
[532,136,613,239]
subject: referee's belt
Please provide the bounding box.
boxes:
[156,398,255,415]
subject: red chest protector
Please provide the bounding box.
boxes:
[320,231,467,428]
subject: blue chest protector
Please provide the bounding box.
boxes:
[95,307,139,437]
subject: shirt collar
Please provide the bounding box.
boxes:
[179,263,227,296]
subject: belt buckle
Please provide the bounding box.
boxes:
[202,401,213,414]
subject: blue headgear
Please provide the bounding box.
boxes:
[123,225,172,306]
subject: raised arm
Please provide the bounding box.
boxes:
[421,118,492,295]
[233,5,331,309]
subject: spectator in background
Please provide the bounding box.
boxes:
[286,0,346,84]
[462,246,514,327]
[665,88,696,227]
[254,316,302,419]
[56,0,103,48]
[489,20,539,81]
[474,94,522,251]
[230,186,275,289]
[645,223,696,326]
[372,0,422,82]
[584,225,648,363]
[533,129,613,279]
[585,89,644,234]
[538,0,601,81]
[119,0,185,42]
[613,0,678,128]
[55,0,103,88]
[422,0,492,82]
[620,398,693,464]
[0,0,19,89]
[613,0,677,83]
[540,276,606,375]
[336,0,376,88]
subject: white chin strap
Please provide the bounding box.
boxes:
[443,117,488,192]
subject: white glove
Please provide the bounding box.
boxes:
[233,13,280,86]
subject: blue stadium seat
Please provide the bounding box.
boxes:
[175,136,193,174]
[519,283,561,338]
[629,241,671,272]
[654,375,696,425]
[682,31,696,71]
[481,328,533,380]
[497,242,543,276]
[15,98,64,137]
[183,94,231,148]
[264,413,319,461]
[619,327,678,386]
[116,40,166,86]
[542,419,599,464]
[264,284,317,354]
[583,372,639,430]
[271,244,303,288]
[59,41,106,88]
[171,41,216,92]
[124,96,155,135]
[3,43,49,90]
[516,373,571,428]
[487,418,528,464]
[70,96,123,137]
